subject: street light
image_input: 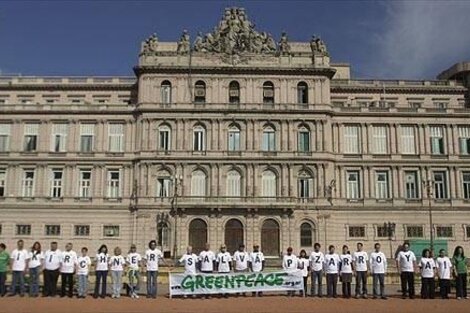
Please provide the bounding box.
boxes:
[422,179,434,253]
[383,221,396,257]
[170,174,183,261]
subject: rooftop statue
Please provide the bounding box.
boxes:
[278,32,291,55]
[141,33,159,54]
[310,35,329,56]
[176,30,190,55]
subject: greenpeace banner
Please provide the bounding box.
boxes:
[169,270,304,296]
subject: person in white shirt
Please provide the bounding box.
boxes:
[144,240,166,298]
[109,246,125,299]
[309,242,324,297]
[28,241,44,297]
[43,242,62,297]
[395,242,417,299]
[60,243,77,298]
[93,244,109,299]
[282,247,298,297]
[233,244,249,273]
[436,249,452,299]
[324,245,340,298]
[76,247,91,298]
[370,243,387,299]
[216,244,232,298]
[9,240,29,297]
[198,243,216,274]
[419,248,436,299]
[352,242,369,299]
[178,246,198,275]
[126,244,142,299]
[298,250,310,297]
[249,244,265,297]
[339,245,353,299]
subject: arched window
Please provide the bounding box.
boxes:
[229,81,240,104]
[261,219,280,256]
[297,82,308,104]
[262,170,277,198]
[157,221,170,248]
[226,170,241,198]
[189,219,207,254]
[225,219,244,253]
[262,125,276,151]
[191,170,206,197]
[298,171,313,200]
[158,125,171,151]
[194,80,206,104]
[193,125,205,151]
[297,126,310,152]
[300,222,314,247]
[161,81,172,104]
[156,170,172,198]
[228,125,240,151]
[263,81,274,104]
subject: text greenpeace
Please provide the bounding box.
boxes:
[169,270,304,296]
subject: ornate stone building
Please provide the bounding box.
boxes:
[1,8,470,257]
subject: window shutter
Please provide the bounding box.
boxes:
[401,126,416,154]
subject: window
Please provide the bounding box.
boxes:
[404,171,419,199]
[372,126,388,154]
[16,224,31,236]
[193,125,205,151]
[408,101,422,109]
[0,124,11,152]
[194,81,206,104]
[50,169,63,198]
[348,226,366,238]
[375,171,389,199]
[191,170,206,197]
[24,123,39,152]
[298,172,312,199]
[74,225,90,237]
[401,126,416,154]
[436,226,453,238]
[157,222,169,247]
[108,123,124,152]
[262,81,274,104]
[262,126,276,151]
[300,223,313,247]
[458,126,470,155]
[433,171,448,199]
[107,170,121,199]
[261,170,276,198]
[376,226,388,238]
[51,123,68,152]
[430,126,445,155]
[344,125,360,154]
[463,172,470,200]
[434,101,448,110]
[406,225,424,238]
[346,171,360,199]
[466,225,470,239]
[0,170,4,197]
[45,225,61,236]
[228,126,240,151]
[229,81,240,104]
[226,170,241,197]
[79,170,91,198]
[161,80,172,104]
[157,177,172,198]
[298,126,310,152]
[297,82,308,104]
[80,123,94,153]
[103,225,120,237]
[158,125,171,151]
[22,170,35,197]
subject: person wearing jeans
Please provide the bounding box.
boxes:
[353,242,369,299]
[395,242,417,299]
[309,243,324,297]
[144,240,166,298]
[324,245,340,298]
[452,246,468,299]
[94,244,109,299]
[76,247,91,298]
[9,240,29,297]
[109,247,125,299]
[370,243,387,299]
[0,243,8,297]
[28,242,44,297]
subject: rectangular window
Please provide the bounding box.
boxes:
[228,129,240,151]
[433,171,448,199]
[0,124,11,152]
[430,126,445,155]
[298,130,310,152]
[436,226,453,238]
[348,226,366,238]
[79,170,92,198]
[401,126,416,154]
[51,123,68,152]
[74,225,90,237]
[298,178,311,199]
[463,172,470,200]
[80,123,94,153]
[404,171,419,199]
[107,170,121,198]
[45,225,61,236]
[16,224,31,236]
[193,128,205,151]
[346,171,361,199]
[376,226,388,238]
[161,85,171,104]
[344,125,360,154]
[406,225,424,238]
[50,169,63,198]
[466,225,470,239]
[159,127,171,151]
[108,123,124,152]
[24,123,39,152]
[372,126,388,154]
[375,171,389,199]
[156,177,172,198]
[0,170,5,197]
[22,170,35,197]
[262,129,276,151]
[458,126,470,155]
[103,225,120,237]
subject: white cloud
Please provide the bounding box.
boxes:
[369,2,470,79]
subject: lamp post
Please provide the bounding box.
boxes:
[422,179,434,253]
[319,179,335,251]
[384,221,396,258]
[170,174,183,261]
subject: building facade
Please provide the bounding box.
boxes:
[1,7,470,257]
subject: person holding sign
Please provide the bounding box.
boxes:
[395,242,417,299]
[370,243,387,299]
[298,249,310,297]
[436,249,452,299]
[249,244,265,297]
[216,244,232,298]
[309,243,324,297]
[324,245,340,298]
[339,245,353,299]
[419,248,436,299]
[352,242,368,299]
[60,243,77,298]
[144,240,166,298]
[126,244,142,299]
[198,243,215,299]
[282,247,298,297]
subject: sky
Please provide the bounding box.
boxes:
[0,0,469,79]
